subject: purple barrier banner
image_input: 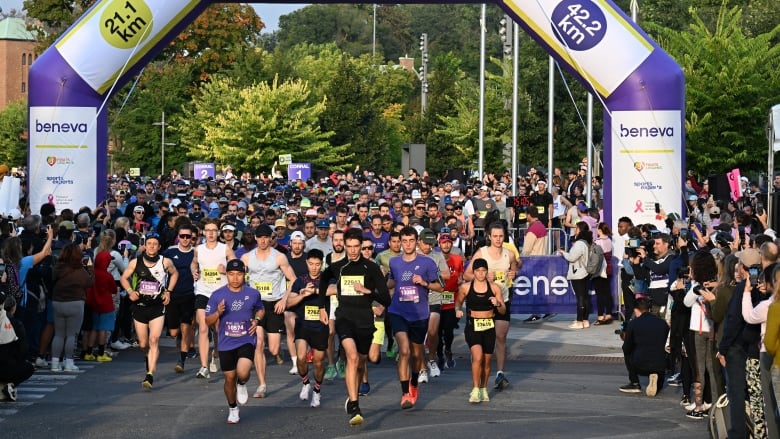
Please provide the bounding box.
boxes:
[511,256,618,314]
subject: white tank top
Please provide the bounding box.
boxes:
[195,242,228,298]
[246,248,286,302]
[553,195,567,217]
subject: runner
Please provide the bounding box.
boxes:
[324,229,346,381]
[241,224,297,398]
[358,237,385,395]
[284,231,308,374]
[318,228,390,426]
[286,249,328,408]
[375,231,401,360]
[438,231,464,369]
[163,223,196,373]
[387,226,442,409]
[456,258,505,403]
[193,219,236,379]
[120,232,179,389]
[464,222,519,390]
[204,259,264,424]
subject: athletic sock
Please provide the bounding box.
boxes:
[401,380,409,394]
[301,375,310,385]
[180,351,187,363]
[313,380,322,393]
[97,344,105,356]
[411,372,419,387]
[229,402,237,408]
[238,379,247,385]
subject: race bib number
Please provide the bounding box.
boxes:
[478,210,487,218]
[138,280,161,296]
[398,285,419,303]
[340,275,364,296]
[203,268,221,284]
[254,282,273,298]
[224,321,247,337]
[474,318,494,332]
[304,306,320,321]
[441,291,455,305]
[494,271,507,287]
[536,206,545,213]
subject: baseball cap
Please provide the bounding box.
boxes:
[438,233,452,243]
[412,190,421,199]
[736,248,761,267]
[479,185,489,192]
[472,258,488,271]
[305,208,318,217]
[316,219,330,229]
[254,224,273,237]
[290,231,305,241]
[221,224,236,232]
[274,219,286,228]
[285,209,298,216]
[225,259,246,273]
[300,198,311,208]
[133,205,145,213]
[420,228,437,245]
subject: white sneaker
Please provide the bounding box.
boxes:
[299,383,311,401]
[227,407,240,424]
[429,360,441,378]
[209,355,218,373]
[63,360,79,372]
[196,366,210,379]
[253,384,266,398]
[4,383,16,402]
[50,360,62,372]
[110,340,131,351]
[418,369,429,383]
[35,357,49,368]
[289,364,298,375]
[237,383,248,405]
[311,391,321,408]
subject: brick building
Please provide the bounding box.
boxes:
[0,16,36,111]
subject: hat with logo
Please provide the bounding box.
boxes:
[305,208,318,217]
[225,259,246,273]
[254,224,273,237]
[316,219,330,229]
[290,231,306,241]
[133,205,145,213]
[735,248,761,267]
[221,223,236,232]
[420,228,437,245]
[438,233,452,243]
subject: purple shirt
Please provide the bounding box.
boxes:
[206,285,264,352]
[364,231,390,254]
[388,255,440,322]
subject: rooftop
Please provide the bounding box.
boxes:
[0,16,34,41]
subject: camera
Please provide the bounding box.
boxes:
[677,266,690,280]
[692,284,706,295]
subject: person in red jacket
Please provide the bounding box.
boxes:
[83,252,117,362]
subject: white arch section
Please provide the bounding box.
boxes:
[29,0,684,229]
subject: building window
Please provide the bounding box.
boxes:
[28,54,32,65]
[22,54,26,65]
[21,82,26,93]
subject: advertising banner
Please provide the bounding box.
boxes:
[28,106,97,215]
[511,256,618,314]
[726,168,743,201]
[609,110,682,230]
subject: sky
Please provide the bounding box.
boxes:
[1,1,304,33]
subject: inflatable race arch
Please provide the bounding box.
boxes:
[28,0,684,231]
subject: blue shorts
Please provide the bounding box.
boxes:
[92,311,116,331]
[388,313,428,345]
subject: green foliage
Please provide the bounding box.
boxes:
[649,4,780,173]
[23,0,95,51]
[184,76,348,173]
[0,100,28,166]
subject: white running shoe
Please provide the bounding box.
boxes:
[110,340,131,351]
[209,355,218,373]
[227,407,240,424]
[311,391,321,408]
[289,364,298,375]
[237,383,248,405]
[299,383,311,401]
[418,369,429,383]
[34,357,49,368]
[196,366,210,379]
[428,360,441,378]
[253,384,266,398]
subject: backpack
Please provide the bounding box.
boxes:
[585,243,605,276]
[26,255,56,313]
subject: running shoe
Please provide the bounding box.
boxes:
[494,371,509,390]
[311,391,321,408]
[400,393,414,409]
[345,398,363,426]
[82,353,96,361]
[479,387,490,402]
[96,353,113,363]
[50,361,62,372]
[34,357,49,368]
[209,355,218,373]
[186,349,197,359]
[409,383,419,404]
[429,360,441,378]
[253,384,266,398]
[110,340,131,350]
[336,359,346,378]
[227,407,240,424]
[680,395,691,407]
[196,366,210,379]
[63,362,79,372]
[469,387,480,403]
[445,350,456,369]
[289,364,298,375]
[358,382,370,396]
[618,382,641,393]
[685,409,706,420]
[386,344,398,360]
[3,383,16,402]
[646,373,658,397]
[142,373,154,389]
[275,354,284,365]
[418,369,429,383]
[174,360,184,373]
[237,383,248,405]
[300,383,311,401]
[523,314,542,323]
[324,364,337,381]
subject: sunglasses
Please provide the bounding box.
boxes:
[178,234,192,239]
[445,208,454,211]
[362,246,374,251]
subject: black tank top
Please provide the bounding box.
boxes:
[466,280,494,312]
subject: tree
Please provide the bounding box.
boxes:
[23,0,95,51]
[650,4,780,173]
[0,100,27,166]
[185,76,348,173]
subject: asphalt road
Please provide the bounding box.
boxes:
[1,318,711,438]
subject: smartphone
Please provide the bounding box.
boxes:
[654,203,660,214]
[748,267,760,286]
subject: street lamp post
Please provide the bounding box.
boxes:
[419,33,429,114]
[152,112,172,177]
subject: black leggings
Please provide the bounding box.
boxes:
[437,308,457,356]
[572,278,590,321]
[592,276,613,317]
